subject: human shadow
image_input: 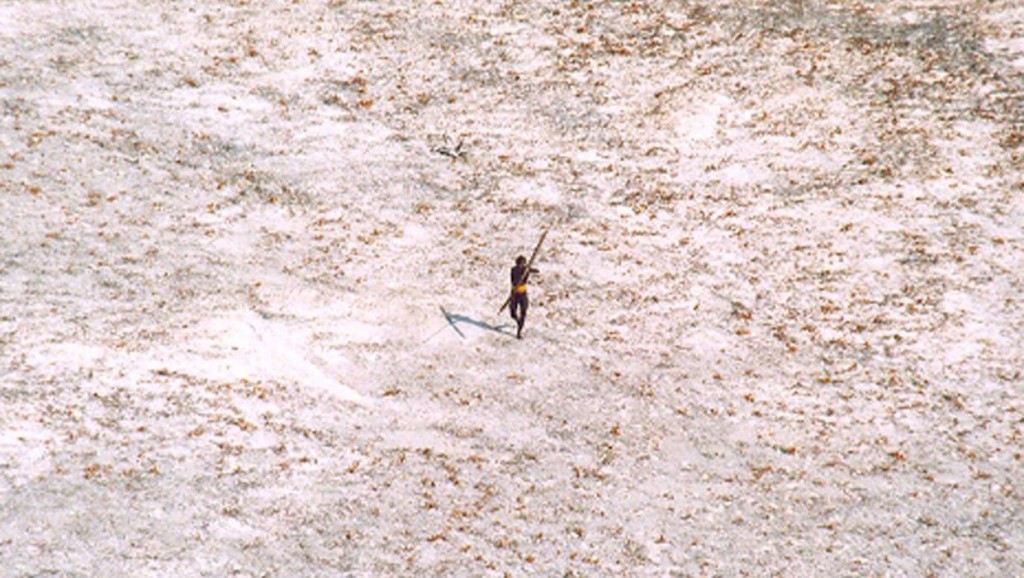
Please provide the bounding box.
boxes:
[440,306,515,339]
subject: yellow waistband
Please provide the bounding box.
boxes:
[514,285,527,294]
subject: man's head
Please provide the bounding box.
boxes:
[516,255,527,266]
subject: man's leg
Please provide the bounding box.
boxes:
[517,294,529,339]
[510,295,524,338]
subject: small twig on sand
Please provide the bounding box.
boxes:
[431,138,466,160]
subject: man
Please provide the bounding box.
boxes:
[509,255,539,339]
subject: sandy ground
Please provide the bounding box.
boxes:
[2,0,1023,576]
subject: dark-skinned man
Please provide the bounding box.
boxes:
[509,255,539,339]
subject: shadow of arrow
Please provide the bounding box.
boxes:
[440,306,515,339]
